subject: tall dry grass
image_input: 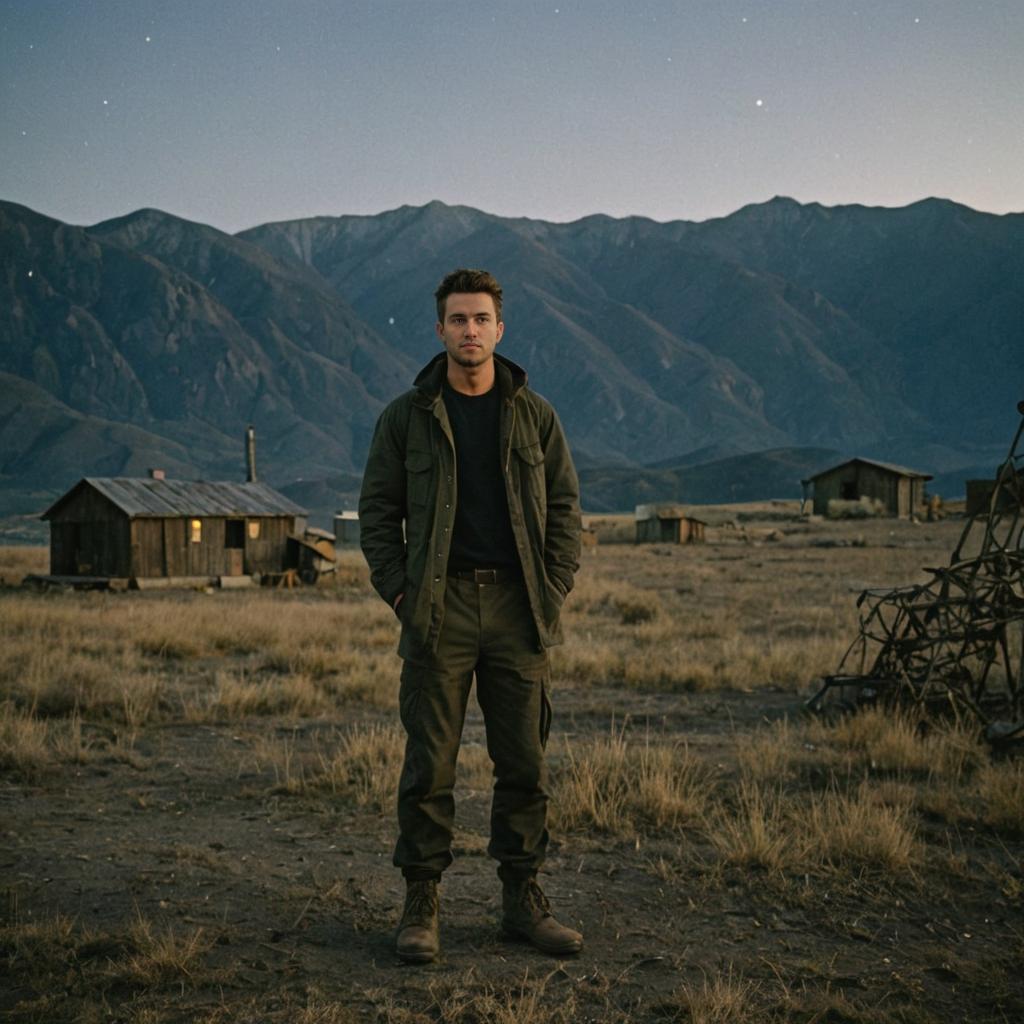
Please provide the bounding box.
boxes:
[974,759,1024,835]
[0,521,960,734]
[802,706,985,780]
[5,518,1011,866]
[0,702,50,776]
[706,775,919,874]
[554,530,954,693]
[0,903,220,1018]
[0,567,401,728]
[707,780,791,871]
[551,730,712,834]
[0,702,143,777]
[671,969,762,1024]
[0,544,47,582]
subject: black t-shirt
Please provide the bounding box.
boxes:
[443,380,518,570]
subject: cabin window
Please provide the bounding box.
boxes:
[225,519,245,549]
[840,482,858,500]
[247,520,260,540]
[190,519,202,543]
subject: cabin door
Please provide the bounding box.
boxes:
[225,519,245,575]
[898,478,911,518]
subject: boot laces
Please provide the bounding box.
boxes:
[403,881,437,926]
[526,879,552,917]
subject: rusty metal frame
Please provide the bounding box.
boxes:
[807,401,1024,745]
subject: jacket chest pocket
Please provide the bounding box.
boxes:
[513,442,546,510]
[405,450,434,509]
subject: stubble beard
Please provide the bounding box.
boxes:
[449,348,490,369]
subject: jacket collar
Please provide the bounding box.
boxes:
[412,352,527,406]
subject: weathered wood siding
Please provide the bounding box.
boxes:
[812,463,926,518]
[810,468,849,515]
[679,519,706,544]
[131,519,165,577]
[48,489,131,576]
[126,515,295,577]
[637,517,675,543]
[163,518,187,576]
[45,481,303,579]
[910,478,926,512]
[244,517,295,574]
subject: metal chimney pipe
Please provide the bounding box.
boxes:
[246,426,257,482]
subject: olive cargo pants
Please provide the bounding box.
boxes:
[394,576,553,881]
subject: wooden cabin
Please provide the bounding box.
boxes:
[635,504,707,544]
[801,458,932,519]
[42,476,307,583]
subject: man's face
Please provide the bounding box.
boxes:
[436,292,504,368]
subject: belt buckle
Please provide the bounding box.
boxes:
[475,569,498,584]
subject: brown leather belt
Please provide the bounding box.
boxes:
[448,567,522,585]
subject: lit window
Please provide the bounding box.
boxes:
[190,519,202,543]
[247,520,260,540]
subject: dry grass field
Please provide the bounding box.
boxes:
[2,506,1022,1023]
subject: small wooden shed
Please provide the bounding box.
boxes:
[42,476,308,582]
[333,510,361,547]
[801,458,931,519]
[635,504,707,544]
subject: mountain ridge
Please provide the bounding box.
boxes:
[2,195,1019,528]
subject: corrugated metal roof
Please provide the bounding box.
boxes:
[802,457,932,483]
[44,477,307,519]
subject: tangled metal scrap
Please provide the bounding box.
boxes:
[807,401,1024,747]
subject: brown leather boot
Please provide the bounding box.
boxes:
[395,878,440,963]
[501,875,583,955]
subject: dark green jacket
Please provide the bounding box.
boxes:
[358,352,581,658]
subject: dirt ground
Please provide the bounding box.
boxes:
[2,509,1022,1023]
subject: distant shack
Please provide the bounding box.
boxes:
[41,474,309,587]
[635,504,706,544]
[965,465,1024,516]
[801,458,932,519]
[334,510,361,547]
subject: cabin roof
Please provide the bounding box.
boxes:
[801,457,933,484]
[43,477,307,520]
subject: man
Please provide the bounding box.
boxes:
[358,268,583,963]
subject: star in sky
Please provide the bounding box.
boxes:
[1,1,1020,230]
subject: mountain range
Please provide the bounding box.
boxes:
[2,195,1021,530]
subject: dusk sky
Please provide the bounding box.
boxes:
[2,0,1022,233]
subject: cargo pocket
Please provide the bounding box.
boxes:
[514,442,546,514]
[398,663,424,734]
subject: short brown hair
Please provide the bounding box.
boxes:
[435,268,503,323]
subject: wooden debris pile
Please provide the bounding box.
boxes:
[808,401,1024,747]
